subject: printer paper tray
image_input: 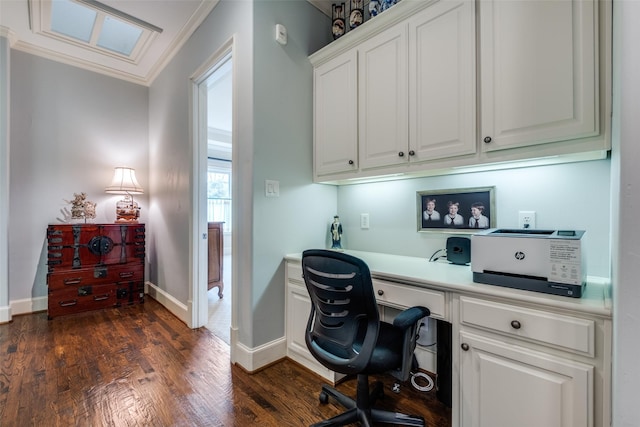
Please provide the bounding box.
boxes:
[473,271,585,298]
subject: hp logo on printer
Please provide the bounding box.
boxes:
[514,251,526,260]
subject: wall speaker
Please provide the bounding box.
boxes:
[446,237,471,265]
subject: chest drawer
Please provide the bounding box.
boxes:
[459,296,595,356]
[47,224,145,270]
[48,284,118,318]
[47,263,143,290]
[372,279,446,320]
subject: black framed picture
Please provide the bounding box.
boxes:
[349,0,364,29]
[417,187,496,232]
[332,3,346,39]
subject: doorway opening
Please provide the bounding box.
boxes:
[193,49,233,344]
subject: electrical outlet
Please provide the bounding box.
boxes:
[518,211,536,229]
[360,213,370,229]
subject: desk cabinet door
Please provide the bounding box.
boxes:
[459,331,593,427]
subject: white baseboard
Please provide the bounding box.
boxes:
[0,304,10,323]
[10,296,47,316]
[233,336,287,373]
[145,281,189,325]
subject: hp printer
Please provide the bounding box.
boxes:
[471,229,586,298]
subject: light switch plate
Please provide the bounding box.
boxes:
[360,213,370,229]
[265,180,280,197]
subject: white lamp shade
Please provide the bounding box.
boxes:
[105,167,144,194]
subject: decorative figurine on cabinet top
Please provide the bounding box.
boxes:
[59,192,97,223]
[330,215,343,250]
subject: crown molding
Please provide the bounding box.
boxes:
[0,26,18,46]
[11,39,149,86]
[145,0,220,85]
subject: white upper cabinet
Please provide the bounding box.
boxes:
[314,50,358,177]
[409,0,476,162]
[358,24,408,170]
[479,0,598,152]
[309,0,610,184]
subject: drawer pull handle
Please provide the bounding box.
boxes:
[461,343,470,351]
[94,294,110,301]
[119,272,135,278]
[59,299,77,307]
[377,290,384,296]
[510,320,522,330]
[63,278,82,285]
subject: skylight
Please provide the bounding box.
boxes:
[33,0,162,60]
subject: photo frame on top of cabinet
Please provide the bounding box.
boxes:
[349,0,364,29]
[332,3,346,39]
[417,187,496,232]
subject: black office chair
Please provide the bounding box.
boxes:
[302,249,430,427]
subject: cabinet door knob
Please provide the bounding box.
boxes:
[510,320,522,329]
[408,150,415,156]
[377,289,384,296]
[398,151,405,157]
[483,136,492,143]
[461,343,470,351]
[348,160,354,165]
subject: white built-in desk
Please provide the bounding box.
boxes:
[284,251,612,427]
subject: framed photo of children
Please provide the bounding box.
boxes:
[417,187,496,232]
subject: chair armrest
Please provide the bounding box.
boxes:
[393,306,430,330]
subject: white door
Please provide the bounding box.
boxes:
[409,0,476,162]
[358,23,408,170]
[459,331,593,427]
[314,50,358,177]
[479,0,598,151]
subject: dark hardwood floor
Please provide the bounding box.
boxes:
[0,298,451,426]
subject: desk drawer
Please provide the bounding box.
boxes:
[459,296,595,356]
[372,279,446,320]
[286,262,304,285]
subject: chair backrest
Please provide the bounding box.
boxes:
[302,249,380,375]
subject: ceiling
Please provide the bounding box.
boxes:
[0,0,335,86]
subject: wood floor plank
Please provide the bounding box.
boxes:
[0,298,451,426]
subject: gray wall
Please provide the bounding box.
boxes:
[251,1,335,346]
[338,159,611,278]
[148,0,335,347]
[9,51,148,302]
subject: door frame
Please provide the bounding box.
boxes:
[189,37,236,349]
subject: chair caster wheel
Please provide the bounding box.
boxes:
[319,391,329,404]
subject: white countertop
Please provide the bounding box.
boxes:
[285,250,612,318]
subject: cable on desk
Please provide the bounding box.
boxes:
[428,248,447,262]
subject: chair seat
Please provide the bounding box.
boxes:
[354,322,403,374]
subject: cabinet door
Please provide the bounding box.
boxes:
[459,331,593,427]
[314,50,358,176]
[409,0,476,162]
[358,24,408,170]
[480,0,598,152]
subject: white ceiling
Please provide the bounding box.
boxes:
[0,0,334,86]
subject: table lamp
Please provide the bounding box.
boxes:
[105,167,144,223]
